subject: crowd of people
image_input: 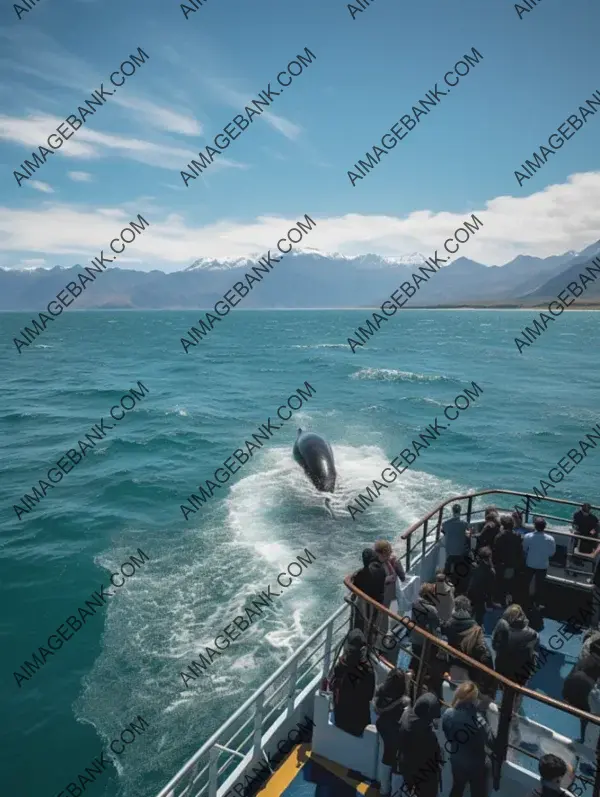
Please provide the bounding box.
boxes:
[440,504,558,613]
[334,502,600,797]
[440,502,600,614]
[330,625,578,797]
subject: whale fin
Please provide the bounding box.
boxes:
[324,496,335,519]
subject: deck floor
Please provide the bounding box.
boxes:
[257,745,377,797]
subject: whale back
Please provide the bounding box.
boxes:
[293,432,336,493]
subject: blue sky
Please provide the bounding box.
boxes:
[1,0,599,271]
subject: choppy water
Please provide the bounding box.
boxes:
[1,309,599,797]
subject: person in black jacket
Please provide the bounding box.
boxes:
[409,583,444,695]
[374,668,411,797]
[353,548,385,602]
[442,681,495,797]
[527,754,577,797]
[396,692,442,797]
[493,516,525,607]
[331,629,375,737]
[492,604,538,714]
[475,512,501,554]
[352,548,386,643]
[445,595,477,650]
[410,583,442,652]
[573,503,599,556]
[458,624,496,704]
[562,637,600,742]
[467,548,495,625]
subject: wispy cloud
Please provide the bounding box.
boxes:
[0,29,203,138]
[17,258,47,268]
[68,171,93,182]
[205,80,302,142]
[113,96,202,137]
[29,180,54,193]
[2,171,600,269]
[0,114,248,172]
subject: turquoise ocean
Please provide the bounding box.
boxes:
[1,308,598,797]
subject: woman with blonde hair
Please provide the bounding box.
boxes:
[442,681,495,797]
[374,539,406,609]
[434,568,455,624]
[460,624,495,704]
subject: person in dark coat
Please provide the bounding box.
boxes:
[444,595,477,651]
[573,503,599,555]
[331,629,375,737]
[492,604,538,716]
[562,637,600,742]
[459,624,496,703]
[374,668,411,797]
[353,548,385,602]
[492,604,539,683]
[396,692,443,797]
[527,754,577,797]
[475,512,501,554]
[352,548,386,642]
[467,548,495,625]
[409,583,445,697]
[493,516,525,606]
[442,681,495,797]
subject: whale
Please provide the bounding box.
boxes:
[293,428,336,494]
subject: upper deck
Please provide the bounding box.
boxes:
[155,489,600,797]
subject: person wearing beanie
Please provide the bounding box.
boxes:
[331,629,375,737]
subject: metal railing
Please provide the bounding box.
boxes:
[343,574,600,797]
[155,602,351,797]
[400,488,600,575]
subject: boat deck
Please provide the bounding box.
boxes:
[255,612,589,797]
[257,744,377,796]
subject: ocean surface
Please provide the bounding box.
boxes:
[1,308,598,797]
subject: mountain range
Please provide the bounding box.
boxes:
[3,239,600,312]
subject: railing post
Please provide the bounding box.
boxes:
[524,495,531,524]
[594,727,600,797]
[253,691,264,759]
[405,542,411,575]
[467,495,473,524]
[493,685,516,790]
[321,619,334,683]
[286,657,299,717]
[414,637,430,697]
[437,507,443,539]
[208,746,219,797]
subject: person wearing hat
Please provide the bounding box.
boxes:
[331,629,375,737]
[374,668,412,797]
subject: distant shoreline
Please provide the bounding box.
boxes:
[2,306,600,313]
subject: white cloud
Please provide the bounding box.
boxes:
[0,30,203,138]
[17,258,47,268]
[206,81,302,141]
[113,96,202,137]
[0,113,249,172]
[68,171,92,182]
[29,180,54,193]
[2,171,600,268]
